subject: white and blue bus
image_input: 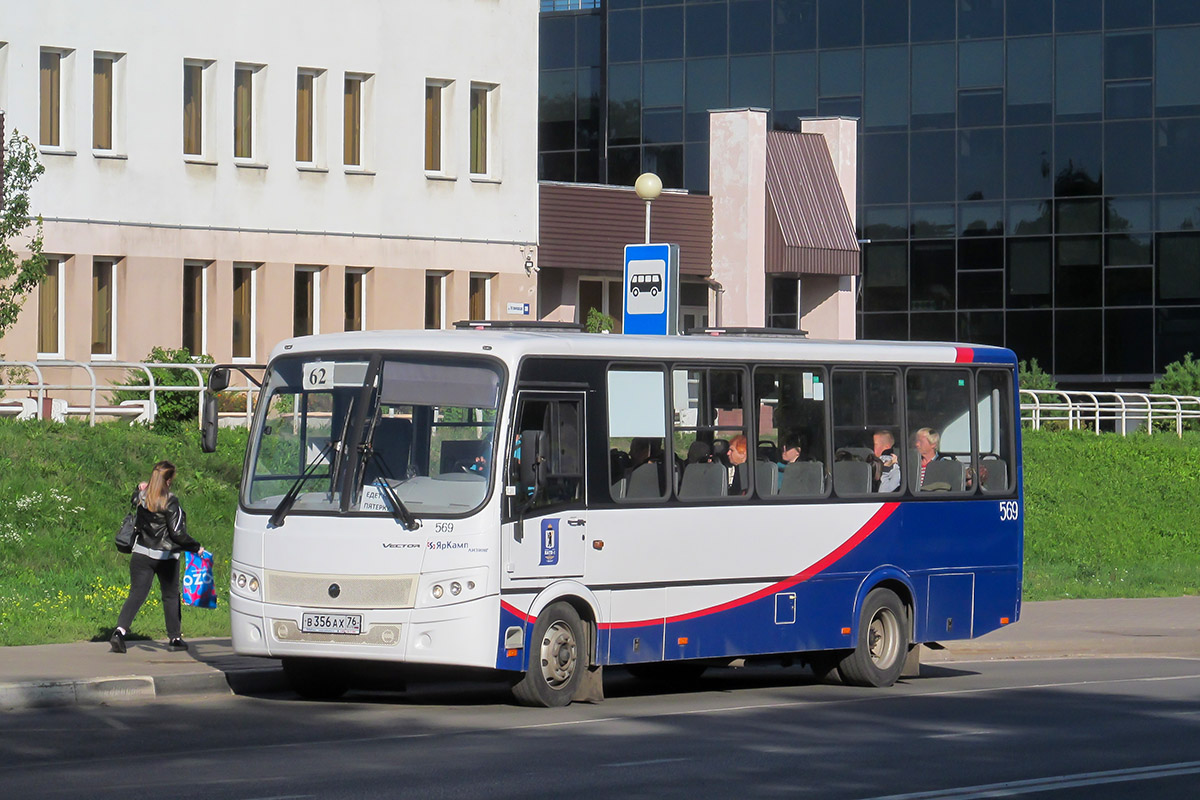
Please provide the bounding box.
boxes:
[203,325,1023,706]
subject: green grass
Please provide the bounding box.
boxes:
[1022,428,1200,600]
[0,420,1196,645]
[0,420,247,646]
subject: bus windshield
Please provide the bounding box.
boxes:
[244,353,503,518]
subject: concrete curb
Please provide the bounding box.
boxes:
[0,668,288,711]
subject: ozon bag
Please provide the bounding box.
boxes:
[181,551,218,609]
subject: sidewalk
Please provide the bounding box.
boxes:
[2,597,1197,711]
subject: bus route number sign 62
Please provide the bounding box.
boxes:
[303,363,332,391]
[999,500,1020,521]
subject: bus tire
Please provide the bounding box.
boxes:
[282,657,350,700]
[838,588,908,687]
[512,602,586,707]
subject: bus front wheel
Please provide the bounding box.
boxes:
[838,588,908,687]
[512,602,586,707]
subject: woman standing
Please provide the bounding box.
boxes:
[110,461,206,653]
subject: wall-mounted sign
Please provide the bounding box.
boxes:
[507,302,531,316]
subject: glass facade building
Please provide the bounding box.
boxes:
[539,0,1200,382]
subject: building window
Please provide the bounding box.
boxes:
[40,49,65,147]
[183,60,210,157]
[425,272,446,330]
[293,266,322,337]
[93,54,114,151]
[344,73,371,167]
[425,81,446,172]
[578,278,623,332]
[182,260,207,356]
[234,64,263,161]
[232,263,257,360]
[91,258,117,357]
[345,269,366,331]
[469,273,493,321]
[296,69,324,164]
[37,257,64,358]
[470,83,495,175]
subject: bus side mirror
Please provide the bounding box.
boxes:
[201,391,219,453]
[518,430,546,501]
[208,367,230,393]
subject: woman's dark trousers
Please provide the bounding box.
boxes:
[116,553,182,639]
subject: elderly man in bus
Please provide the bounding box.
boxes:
[914,427,941,486]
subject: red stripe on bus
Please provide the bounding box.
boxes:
[600,502,901,630]
[501,600,534,623]
[954,347,974,363]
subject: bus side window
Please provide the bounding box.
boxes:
[905,368,974,495]
[607,368,669,502]
[512,397,584,510]
[832,369,901,497]
[754,366,829,499]
[976,369,1014,494]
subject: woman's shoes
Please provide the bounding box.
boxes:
[167,638,188,651]
[109,630,126,653]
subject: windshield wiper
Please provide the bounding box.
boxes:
[363,448,420,531]
[268,439,338,528]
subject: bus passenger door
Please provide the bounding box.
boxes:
[503,392,588,580]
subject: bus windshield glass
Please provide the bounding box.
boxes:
[244,353,503,518]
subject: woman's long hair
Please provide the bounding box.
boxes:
[144,461,176,512]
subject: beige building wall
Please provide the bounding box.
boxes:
[3,222,536,366]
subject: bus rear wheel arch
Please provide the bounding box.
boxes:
[838,587,909,687]
[512,601,588,707]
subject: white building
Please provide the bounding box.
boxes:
[0,0,539,365]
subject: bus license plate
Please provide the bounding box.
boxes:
[301,613,362,635]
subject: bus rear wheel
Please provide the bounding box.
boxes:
[282,657,350,700]
[838,588,908,687]
[512,602,586,707]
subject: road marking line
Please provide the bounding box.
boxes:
[859,760,1200,799]
[603,757,689,768]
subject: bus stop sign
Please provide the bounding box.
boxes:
[622,243,680,335]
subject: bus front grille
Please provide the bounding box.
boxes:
[264,571,418,609]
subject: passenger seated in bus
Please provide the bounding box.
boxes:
[712,438,731,467]
[914,427,940,486]
[871,430,901,493]
[774,434,804,487]
[726,435,749,494]
[913,427,972,491]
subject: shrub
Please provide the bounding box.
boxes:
[1018,358,1057,391]
[1150,353,1200,432]
[111,346,213,431]
[585,307,616,333]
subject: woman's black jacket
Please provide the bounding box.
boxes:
[131,491,201,556]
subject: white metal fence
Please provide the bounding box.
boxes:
[0,360,261,428]
[4,361,1199,437]
[1020,389,1200,436]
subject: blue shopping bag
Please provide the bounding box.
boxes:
[182,551,218,609]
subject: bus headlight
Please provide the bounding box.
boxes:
[420,568,488,607]
[231,567,261,598]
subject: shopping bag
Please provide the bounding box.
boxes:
[181,551,218,609]
[115,513,137,554]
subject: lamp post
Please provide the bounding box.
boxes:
[634,172,662,244]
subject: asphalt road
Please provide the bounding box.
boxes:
[3,657,1199,799]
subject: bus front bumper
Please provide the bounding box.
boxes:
[229,592,499,669]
